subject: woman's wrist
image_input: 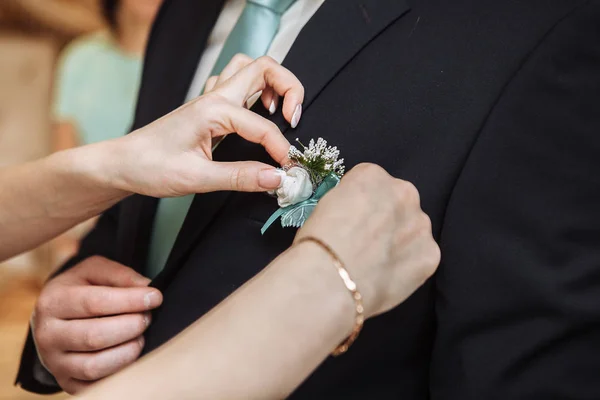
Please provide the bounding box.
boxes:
[294,236,366,355]
[294,233,379,319]
[44,142,131,218]
[71,139,132,195]
[285,240,358,339]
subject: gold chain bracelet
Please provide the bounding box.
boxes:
[295,236,364,356]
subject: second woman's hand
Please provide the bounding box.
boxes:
[85,56,304,199]
[296,163,441,319]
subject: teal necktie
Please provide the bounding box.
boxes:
[211,0,298,76]
[145,0,298,278]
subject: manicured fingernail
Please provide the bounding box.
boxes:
[259,169,284,189]
[269,99,277,115]
[143,313,151,327]
[144,291,160,309]
[291,104,302,129]
[275,170,286,187]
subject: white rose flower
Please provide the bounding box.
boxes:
[275,167,314,207]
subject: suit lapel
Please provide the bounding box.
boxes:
[274,0,411,130]
[152,0,411,289]
[117,0,226,272]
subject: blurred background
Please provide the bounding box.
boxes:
[0,1,159,398]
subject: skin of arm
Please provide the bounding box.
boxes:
[0,56,305,263]
[0,140,129,262]
[48,121,88,262]
[80,241,355,400]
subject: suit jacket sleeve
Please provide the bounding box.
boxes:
[14,204,120,394]
[432,1,600,398]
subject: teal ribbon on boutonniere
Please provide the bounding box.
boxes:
[261,173,341,235]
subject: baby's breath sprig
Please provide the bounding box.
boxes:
[288,138,345,186]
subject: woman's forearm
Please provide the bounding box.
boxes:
[81,241,355,399]
[0,58,307,263]
[0,141,128,261]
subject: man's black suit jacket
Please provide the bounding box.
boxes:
[17,0,600,398]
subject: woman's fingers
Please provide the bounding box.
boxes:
[217,53,253,85]
[200,161,284,192]
[262,90,278,115]
[214,56,305,126]
[190,102,295,193]
[204,76,219,93]
[205,54,253,94]
[206,54,302,124]
[214,103,291,165]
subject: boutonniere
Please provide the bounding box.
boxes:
[261,138,345,234]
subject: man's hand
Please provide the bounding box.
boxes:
[31,256,163,394]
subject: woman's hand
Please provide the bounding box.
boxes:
[296,163,441,318]
[204,54,294,122]
[96,55,304,198]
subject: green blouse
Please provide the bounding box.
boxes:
[53,32,143,145]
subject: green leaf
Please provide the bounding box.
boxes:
[280,202,317,228]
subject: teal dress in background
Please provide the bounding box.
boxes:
[53,32,143,145]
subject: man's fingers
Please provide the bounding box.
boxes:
[70,256,150,288]
[61,336,145,381]
[215,56,304,125]
[57,377,92,395]
[53,313,151,352]
[201,161,284,192]
[51,285,162,319]
[217,104,291,164]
